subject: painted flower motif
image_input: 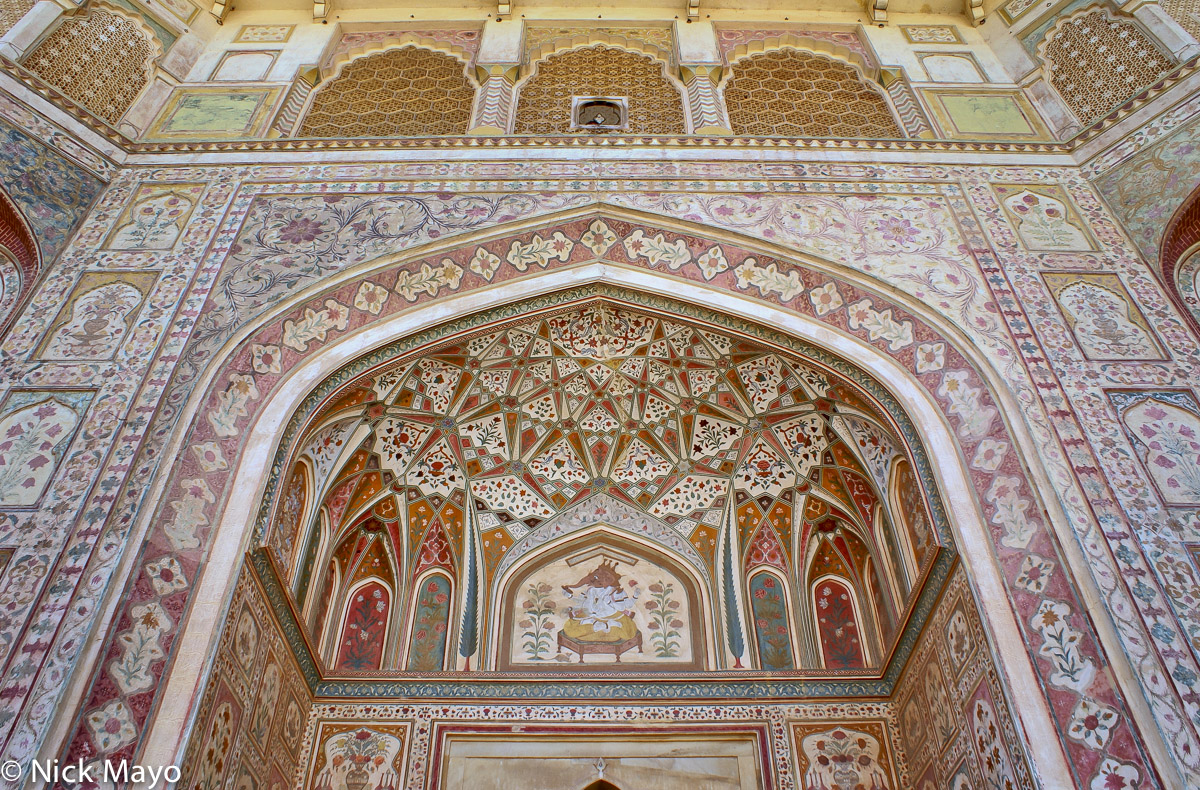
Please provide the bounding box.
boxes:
[879,216,920,244]
[970,439,1008,472]
[144,556,188,596]
[251,343,282,375]
[1067,698,1118,749]
[84,700,138,752]
[581,219,617,256]
[809,282,843,316]
[914,341,945,374]
[696,246,730,280]
[1015,554,1055,594]
[468,247,501,280]
[1090,757,1140,790]
[277,217,327,245]
[353,281,389,315]
[191,440,228,472]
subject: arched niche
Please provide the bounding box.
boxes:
[494,527,711,672]
[267,294,938,678]
[23,1,160,125]
[331,577,392,672]
[316,512,403,671]
[810,574,868,670]
[1038,6,1172,128]
[513,43,686,135]
[404,569,454,671]
[297,45,477,138]
[126,212,1091,783]
[746,567,797,671]
[721,47,903,139]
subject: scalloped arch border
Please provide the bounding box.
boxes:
[723,35,876,81]
[320,36,476,83]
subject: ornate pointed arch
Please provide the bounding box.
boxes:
[723,34,875,79]
[322,34,475,81]
[525,32,674,71]
[83,206,1133,784]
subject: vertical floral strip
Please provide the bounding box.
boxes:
[518,582,557,661]
[645,580,684,659]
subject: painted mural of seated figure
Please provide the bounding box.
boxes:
[560,560,641,644]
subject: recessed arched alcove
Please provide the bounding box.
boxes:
[1161,182,1200,337]
[268,295,947,681]
[126,207,1102,789]
[165,276,1044,788]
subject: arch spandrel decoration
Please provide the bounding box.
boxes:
[84,209,1148,786]
[270,295,942,675]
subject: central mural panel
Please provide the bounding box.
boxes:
[270,297,942,675]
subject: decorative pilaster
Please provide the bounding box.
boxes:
[681,64,731,136]
[880,68,934,138]
[1122,0,1200,60]
[272,67,320,137]
[469,63,518,135]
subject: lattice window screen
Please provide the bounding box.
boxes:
[1160,0,1200,40]
[298,47,475,138]
[1044,10,1172,127]
[723,49,903,139]
[25,7,157,125]
[513,45,685,136]
[0,0,33,38]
